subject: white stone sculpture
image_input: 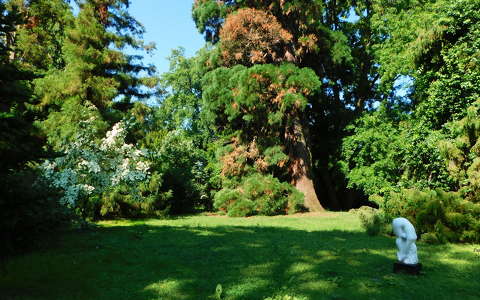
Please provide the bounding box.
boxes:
[392,217,419,265]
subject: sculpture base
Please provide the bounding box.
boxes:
[393,262,422,275]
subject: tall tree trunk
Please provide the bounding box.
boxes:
[287,116,324,211]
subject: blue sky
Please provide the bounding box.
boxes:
[128,0,206,75]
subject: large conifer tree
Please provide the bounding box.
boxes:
[0,0,37,175]
[36,0,157,150]
[193,0,379,211]
[0,0,69,257]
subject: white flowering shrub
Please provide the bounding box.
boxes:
[42,118,150,209]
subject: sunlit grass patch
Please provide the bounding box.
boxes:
[1,213,479,300]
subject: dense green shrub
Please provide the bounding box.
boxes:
[141,130,211,214]
[341,0,480,239]
[379,189,480,243]
[340,104,453,197]
[0,170,70,256]
[98,174,173,219]
[214,174,304,217]
[439,100,480,203]
[351,206,387,236]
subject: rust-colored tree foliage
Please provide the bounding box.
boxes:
[202,62,324,211]
[194,0,324,63]
[92,0,109,25]
[219,8,293,66]
[220,138,271,177]
[25,15,39,29]
[195,0,351,212]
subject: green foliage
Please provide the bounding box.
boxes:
[213,188,248,217]
[194,0,378,211]
[264,295,307,300]
[340,105,404,195]
[192,0,354,70]
[136,172,173,216]
[396,123,453,190]
[98,182,172,219]
[3,0,480,241]
[341,0,480,243]
[0,1,42,173]
[373,0,480,128]
[13,0,73,72]
[215,283,223,299]
[202,63,320,213]
[0,1,71,256]
[352,206,387,236]
[202,63,320,136]
[10,0,177,223]
[344,99,480,243]
[341,103,452,197]
[414,0,480,129]
[157,132,210,213]
[0,169,70,256]
[214,173,304,217]
[34,0,158,154]
[192,0,231,43]
[439,99,480,202]
[38,98,108,151]
[371,0,443,85]
[123,48,216,215]
[380,189,480,243]
[141,129,210,214]
[156,47,214,148]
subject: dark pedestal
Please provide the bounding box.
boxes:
[393,262,422,275]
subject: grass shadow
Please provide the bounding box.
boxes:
[1,218,479,300]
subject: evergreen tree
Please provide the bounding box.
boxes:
[0,0,37,176]
[0,0,68,258]
[193,0,384,211]
[440,100,480,203]
[35,0,158,150]
[203,62,322,212]
[8,0,73,73]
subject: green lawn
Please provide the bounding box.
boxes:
[1,213,479,300]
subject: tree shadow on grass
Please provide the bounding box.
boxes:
[1,224,479,300]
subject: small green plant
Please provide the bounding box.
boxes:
[354,206,386,236]
[264,295,307,300]
[215,283,223,299]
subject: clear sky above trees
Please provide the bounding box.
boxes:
[129,0,205,74]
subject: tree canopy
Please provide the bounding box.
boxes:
[2,0,480,252]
